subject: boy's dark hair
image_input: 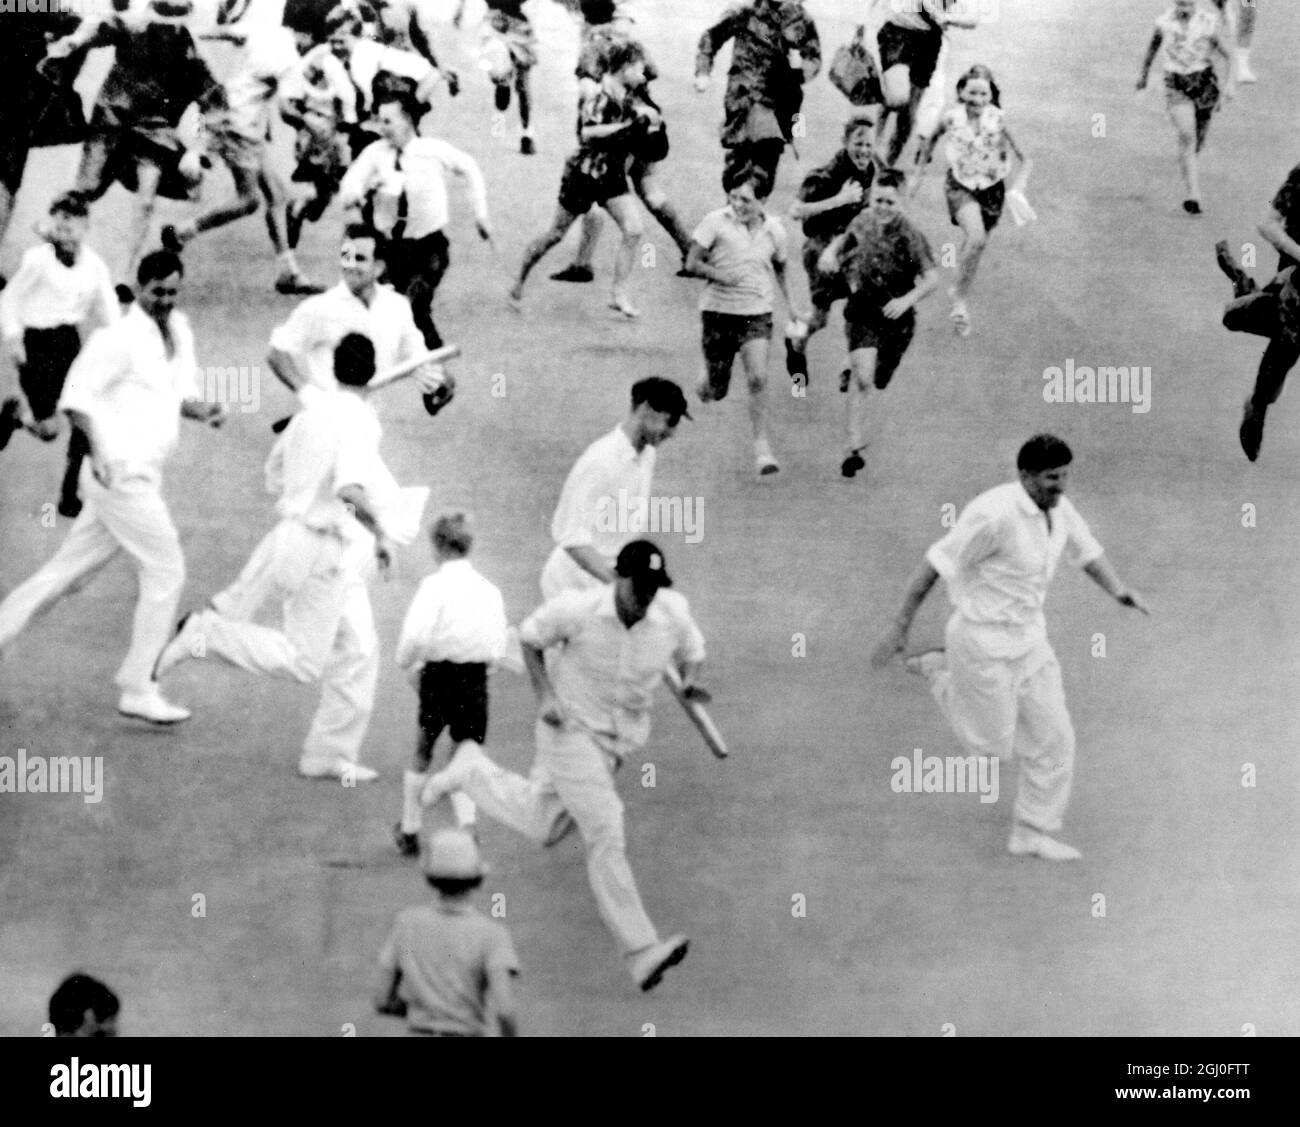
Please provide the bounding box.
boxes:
[631,376,689,424]
[372,90,421,124]
[874,167,906,191]
[334,332,377,387]
[842,111,876,144]
[722,163,773,200]
[49,191,89,220]
[1017,433,1074,474]
[343,222,386,260]
[604,39,644,76]
[426,874,484,896]
[49,973,119,1036]
[432,511,473,557]
[137,249,184,286]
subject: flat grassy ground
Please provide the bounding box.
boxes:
[1,0,1297,1037]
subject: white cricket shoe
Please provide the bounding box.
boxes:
[298,760,378,783]
[118,686,191,725]
[904,647,946,680]
[629,934,690,992]
[1007,826,1081,861]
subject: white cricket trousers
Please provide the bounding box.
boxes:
[203,519,379,769]
[432,725,660,955]
[931,613,1076,834]
[0,466,184,694]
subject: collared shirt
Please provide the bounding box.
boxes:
[341,136,489,241]
[269,281,426,390]
[58,304,200,473]
[519,585,707,750]
[571,77,640,182]
[550,425,656,564]
[796,148,877,243]
[378,902,519,1037]
[926,481,1105,658]
[266,384,383,535]
[692,205,788,315]
[942,104,1012,191]
[345,38,433,117]
[884,0,951,33]
[838,208,934,301]
[209,25,304,143]
[396,558,509,668]
[0,243,118,340]
[1155,6,1220,75]
[289,44,359,124]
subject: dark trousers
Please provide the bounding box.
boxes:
[416,661,489,763]
[384,230,451,350]
[1224,284,1300,411]
[18,325,88,502]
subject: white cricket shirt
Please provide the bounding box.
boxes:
[395,558,509,668]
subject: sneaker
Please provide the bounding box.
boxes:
[520,133,535,156]
[949,294,971,336]
[630,934,689,992]
[1182,199,1202,216]
[608,297,640,320]
[839,367,851,394]
[549,264,594,283]
[115,284,134,307]
[152,611,202,681]
[754,437,779,476]
[1007,826,1081,861]
[298,760,379,783]
[275,272,325,295]
[903,647,946,679]
[393,823,419,858]
[1239,398,1264,462]
[840,449,865,478]
[1214,239,1257,298]
[118,685,191,725]
[0,397,21,452]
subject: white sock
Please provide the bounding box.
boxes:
[401,770,424,834]
[450,791,478,828]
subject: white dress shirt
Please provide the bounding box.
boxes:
[1,243,118,340]
[269,281,426,390]
[395,558,509,669]
[551,425,656,560]
[926,481,1105,659]
[341,136,489,241]
[519,585,706,751]
[58,304,200,476]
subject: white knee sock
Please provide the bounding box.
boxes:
[401,770,424,834]
[450,791,478,828]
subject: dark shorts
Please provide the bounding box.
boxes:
[292,125,348,187]
[877,21,944,92]
[945,172,1005,232]
[558,153,631,216]
[1164,67,1220,115]
[701,311,773,400]
[417,662,489,746]
[18,325,81,420]
[803,240,851,311]
[844,295,916,390]
[0,125,32,193]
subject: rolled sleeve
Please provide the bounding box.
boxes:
[518,592,584,651]
[926,508,1000,581]
[269,300,321,358]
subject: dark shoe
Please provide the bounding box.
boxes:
[275,272,325,295]
[0,397,20,452]
[1215,239,1257,298]
[494,83,511,112]
[286,201,305,250]
[115,284,134,306]
[57,493,82,519]
[839,367,851,394]
[393,823,419,858]
[785,337,808,380]
[1183,199,1202,216]
[160,223,186,254]
[675,265,695,278]
[520,134,535,156]
[1239,398,1264,462]
[841,449,865,478]
[549,264,594,283]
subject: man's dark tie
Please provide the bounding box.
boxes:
[391,147,409,242]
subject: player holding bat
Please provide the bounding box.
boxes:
[419,540,705,992]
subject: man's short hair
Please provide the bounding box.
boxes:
[137,249,184,286]
[373,89,421,124]
[722,163,773,200]
[842,111,876,144]
[431,511,474,557]
[342,223,385,259]
[325,6,361,36]
[334,332,376,387]
[49,973,119,1036]
[874,168,906,191]
[49,191,89,220]
[1017,433,1074,474]
[603,39,643,75]
[630,376,689,424]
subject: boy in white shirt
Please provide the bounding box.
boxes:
[394,511,508,855]
[0,192,119,518]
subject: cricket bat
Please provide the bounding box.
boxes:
[664,667,729,759]
[368,343,462,391]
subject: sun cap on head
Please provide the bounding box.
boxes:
[423,828,487,880]
[615,539,672,589]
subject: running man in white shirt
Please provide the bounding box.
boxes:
[0,192,119,518]
[541,376,689,599]
[394,511,508,855]
[0,250,225,725]
[155,333,399,781]
[871,435,1150,861]
[420,540,706,991]
[341,90,492,351]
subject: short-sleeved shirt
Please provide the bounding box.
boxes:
[396,559,509,668]
[926,481,1104,659]
[796,149,876,243]
[379,903,519,1037]
[87,17,218,128]
[519,585,706,750]
[571,79,639,183]
[942,104,1012,191]
[838,209,935,301]
[1154,7,1220,75]
[269,282,426,390]
[58,304,200,475]
[551,425,655,559]
[1270,164,1300,272]
[692,205,788,316]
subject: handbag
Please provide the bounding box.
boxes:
[828,25,882,107]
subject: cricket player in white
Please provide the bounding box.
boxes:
[872,435,1150,860]
[155,333,409,780]
[539,377,689,599]
[0,251,224,724]
[422,541,705,991]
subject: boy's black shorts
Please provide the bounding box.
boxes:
[418,662,489,745]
